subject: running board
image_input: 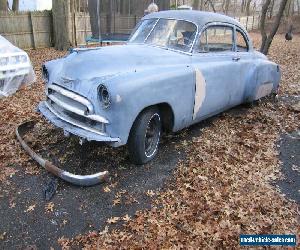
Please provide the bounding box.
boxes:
[16,121,109,186]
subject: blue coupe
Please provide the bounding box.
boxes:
[40,10,280,164]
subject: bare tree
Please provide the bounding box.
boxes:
[193,0,200,9]
[106,0,113,34]
[193,0,205,10]
[156,0,170,10]
[284,0,293,17]
[205,0,216,12]
[0,0,8,12]
[245,0,252,15]
[222,0,231,14]
[260,0,289,55]
[268,0,275,18]
[52,0,72,50]
[200,0,204,10]
[12,0,19,11]
[241,0,246,13]
[88,0,100,39]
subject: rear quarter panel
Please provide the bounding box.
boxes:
[244,57,280,102]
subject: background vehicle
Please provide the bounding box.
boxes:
[0,35,35,98]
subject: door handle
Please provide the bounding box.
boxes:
[232,56,240,62]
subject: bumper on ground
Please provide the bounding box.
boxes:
[16,121,109,186]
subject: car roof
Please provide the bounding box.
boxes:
[143,10,242,29]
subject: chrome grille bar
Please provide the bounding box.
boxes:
[45,101,107,136]
[47,84,109,124]
[48,84,94,113]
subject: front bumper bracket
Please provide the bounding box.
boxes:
[16,121,109,186]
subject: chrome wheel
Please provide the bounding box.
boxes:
[144,113,160,158]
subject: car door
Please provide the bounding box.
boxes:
[191,23,246,122]
[231,26,254,105]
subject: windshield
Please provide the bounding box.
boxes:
[129,18,197,52]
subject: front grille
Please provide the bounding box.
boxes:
[46,84,107,134]
[48,84,93,113]
[49,89,88,114]
[49,101,105,132]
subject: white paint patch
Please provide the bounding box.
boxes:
[255,82,273,100]
[193,68,206,120]
[116,94,122,103]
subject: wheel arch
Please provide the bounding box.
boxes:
[129,102,175,136]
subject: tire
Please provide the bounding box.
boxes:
[128,107,161,164]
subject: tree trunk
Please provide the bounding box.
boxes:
[88,0,100,38]
[260,0,289,55]
[260,0,272,53]
[222,0,231,14]
[206,0,216,12]
[268,0,275,18]
[241,0,246,13]
[245,0,252,16]
[285,0,292,17]
[156,0,170,10]
[12,0,19,11]
[52,0,72,50]
[222,0,226,12]
[106,0,113,34]
[193,0,200,10]
[0,0,7,12]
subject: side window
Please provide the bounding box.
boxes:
[196,25,234,53]
[236,29,249,52]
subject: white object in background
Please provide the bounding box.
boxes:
[178,5,193,10]
[0,35,36,98]
[7,0,52,11]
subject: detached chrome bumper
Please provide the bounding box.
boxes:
[38,101,120,143]
[16,121,109,186]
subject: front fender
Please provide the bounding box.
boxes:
[104,65,196,145]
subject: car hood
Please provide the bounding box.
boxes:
[47,44,191,83]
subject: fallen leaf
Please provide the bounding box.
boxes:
[122,214,131,222]
[107,217,120,224]
[146,190,155,197]
[45,202,54,213]
[113,198,121,206]
[25,204,36,213]
[0,232,6,240]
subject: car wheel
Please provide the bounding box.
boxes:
[128,107,161,164]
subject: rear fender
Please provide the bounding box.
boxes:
[246,60,280,102]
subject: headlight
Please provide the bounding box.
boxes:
[98,84,111,109]
[42,64,49,83]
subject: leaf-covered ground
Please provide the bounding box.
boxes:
[64,34,300,249]
[0,33,299,249]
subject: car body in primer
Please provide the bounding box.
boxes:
[40,10,280,163]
